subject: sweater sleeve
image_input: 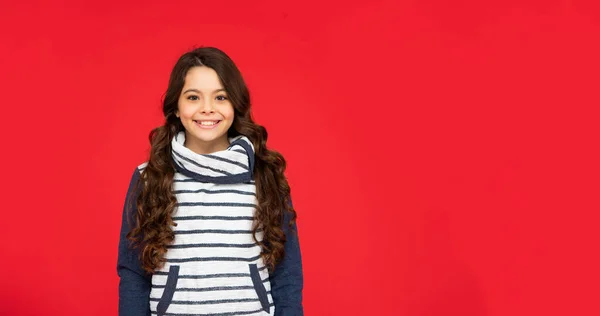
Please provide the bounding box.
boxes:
[270,196,304,316]
[117,167,152,316]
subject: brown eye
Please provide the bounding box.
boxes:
[216,95,228,101]
[187,95,199,101]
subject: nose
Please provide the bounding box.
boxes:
[199,98,215,113]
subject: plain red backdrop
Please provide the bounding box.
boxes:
[0,0,599,315]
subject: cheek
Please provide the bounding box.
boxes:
[178,104,196,119]
[224,105,235,121]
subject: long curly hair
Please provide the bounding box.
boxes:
[126,46,296,274]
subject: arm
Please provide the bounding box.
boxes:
[117,167,151,316]
[270,196,304,316]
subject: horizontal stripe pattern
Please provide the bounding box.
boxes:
[154,261,267,275]
[171,133,252,178]
[174,188,255,196]
[173,232,263,245]
[174,229,254,235]
[138,133,273,315]
[172,225,257,234]
[149,298,273,315]
[151,285,273,300]
[177,202,256,207]
[154,265,268,277]
[150,295,270,305]
[174,205,257,218]
[174,178,255,185]
[175,187,255,200]
[174,178,255,186]
[173,182,255,198]
[172,215,254,221]
[167,243,257,249]
[165,254,262,264]
[173,151,234,177]
[150,303,274,316]
[164,245,262,261]
[203,153,250,171]
[150,267,272,315]
[152,275,270,290]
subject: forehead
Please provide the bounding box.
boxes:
[183,66,223,90]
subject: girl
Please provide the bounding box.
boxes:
[117,47,303,316]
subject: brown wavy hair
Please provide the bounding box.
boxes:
[126,46,296,274]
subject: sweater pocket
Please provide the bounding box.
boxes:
[157,265,180,316]
[249,263,270,313]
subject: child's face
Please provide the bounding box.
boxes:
[176,66,234,153]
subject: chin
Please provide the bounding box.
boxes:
[190,132,224,143]
[184,120,232,143]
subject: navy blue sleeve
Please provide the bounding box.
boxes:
[117,167,151,316]
[270,196,304,316]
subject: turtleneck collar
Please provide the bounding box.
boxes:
[171,131,255,184]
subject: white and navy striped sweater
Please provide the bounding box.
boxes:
[117,132,303,316]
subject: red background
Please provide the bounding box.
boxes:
[1,0,599,315]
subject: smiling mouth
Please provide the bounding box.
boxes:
[193,120,221,128]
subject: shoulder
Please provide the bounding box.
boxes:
[136,161,149,174]
[122,162,147,214]
[125,161,148,186]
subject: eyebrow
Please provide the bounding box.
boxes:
[182,88,226,94]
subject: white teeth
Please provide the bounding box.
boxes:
[196,121,219,126]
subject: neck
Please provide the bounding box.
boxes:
[171,131,255,184]
[183,132,230,155]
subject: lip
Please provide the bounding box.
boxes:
[193,120,221,129]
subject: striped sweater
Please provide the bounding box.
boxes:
[117,132,303,316]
